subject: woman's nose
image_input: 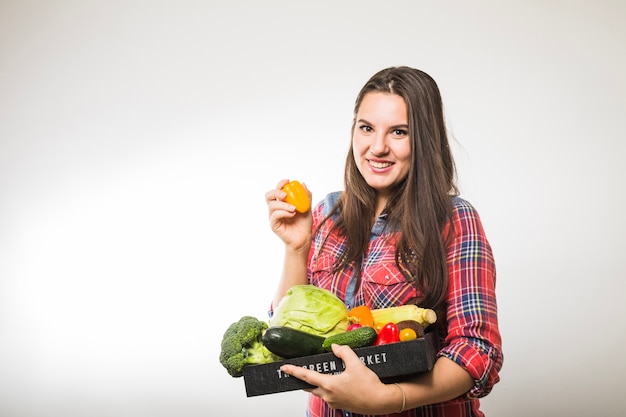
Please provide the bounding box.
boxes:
[370,132,388,156]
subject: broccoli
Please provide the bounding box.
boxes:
[219,315,280,377]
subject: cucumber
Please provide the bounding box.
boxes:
[322,326,378,351]
[262,326,326,359]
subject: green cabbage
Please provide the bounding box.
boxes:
[269,285,350,337]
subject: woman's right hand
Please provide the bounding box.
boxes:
[265,179,313,251]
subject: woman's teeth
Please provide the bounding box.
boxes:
[369,160,392,168]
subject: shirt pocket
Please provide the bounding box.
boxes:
[309,251,347,292]
[360,262,416,308]
[310,251,336,275]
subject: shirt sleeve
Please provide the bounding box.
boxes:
[437,198,504,398]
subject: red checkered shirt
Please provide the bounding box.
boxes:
[305,192,503,417]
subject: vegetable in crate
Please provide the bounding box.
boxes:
[370,305,437,328]
[262,326,327,358]
[322,326,378,351]
[396,320,425,339]
[219,316,281,377]
[375,322,400,345]
[269,285,350,337]
[348,305,374,327]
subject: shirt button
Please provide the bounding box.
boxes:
[385,275,390,280]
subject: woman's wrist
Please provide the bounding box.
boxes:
[393,383,406,413]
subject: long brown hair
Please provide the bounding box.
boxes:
[320,66,458,311]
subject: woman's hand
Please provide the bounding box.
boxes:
[265,179,313,252]
[279,344,402,415]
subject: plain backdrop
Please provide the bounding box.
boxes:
[1,1,625,416]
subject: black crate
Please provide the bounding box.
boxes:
[242,332,437,397]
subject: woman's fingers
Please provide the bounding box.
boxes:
[330,343,362,366]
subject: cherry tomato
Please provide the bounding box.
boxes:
[347,323,362,331]
[348,305,374,328]
[373,322,386,334]
[281,180,311,213]
[399,328,417,342]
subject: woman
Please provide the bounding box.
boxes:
[265,66,503,416]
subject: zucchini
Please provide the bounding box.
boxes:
[262,326,326,358]
[322,326,378,351]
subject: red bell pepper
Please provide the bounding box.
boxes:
[374,322,400,345]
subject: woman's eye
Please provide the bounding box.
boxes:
[359,125,373,133]
[392,129,407,137]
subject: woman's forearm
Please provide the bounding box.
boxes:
[400,356,474,410]
[272,245,310,308]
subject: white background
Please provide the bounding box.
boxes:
[1,1,625,416]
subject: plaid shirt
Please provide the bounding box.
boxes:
[306,192,503,417]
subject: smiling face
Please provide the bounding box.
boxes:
[352,92,411,207]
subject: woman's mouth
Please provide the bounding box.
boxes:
[368,159,393,169]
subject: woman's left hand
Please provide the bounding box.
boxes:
[279,343,400,414]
